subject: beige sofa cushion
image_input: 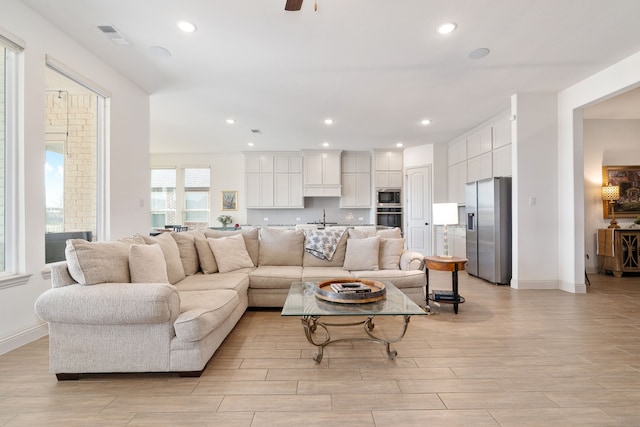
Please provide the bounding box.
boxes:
[353,269,425,290]
[171,231,202,276]
[129,244,169,283]
[301,267,354,283]
[205,228,259,265]
[142,233,186,285]
[194,233,218,274]
[348,227,377,239]
[343,236,380,271]
[248,266,303,289]
[175,289,240,342]
[175,272,249,294]
[258,228,305,266]
[207,234,254,273]
[379,238,405,270]
[65,239,130,285]
[377,227,403,238]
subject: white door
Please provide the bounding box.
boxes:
[406,166,432,255]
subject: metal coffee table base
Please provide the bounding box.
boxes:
[301,315,412,362]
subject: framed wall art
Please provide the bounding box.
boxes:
[602,165,640,218]
[221,191,238,211]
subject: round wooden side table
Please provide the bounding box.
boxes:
[424,256,468,314]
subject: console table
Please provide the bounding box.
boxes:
[424,256,467,314]
[597,228,640,277]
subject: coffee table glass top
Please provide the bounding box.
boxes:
[281,281,426,317]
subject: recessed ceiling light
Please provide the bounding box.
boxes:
[396,142,404,148]
[436,22,457,35]
[247,142,254,147]
[324,118,334,125]
[226,119,235,124]
[468,48,490,59]
[421,119,431,126]
[177,20,197,33]
[322,142,330,147]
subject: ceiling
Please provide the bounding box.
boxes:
[23,0,640,154]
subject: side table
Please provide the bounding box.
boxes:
[424,256,467,314]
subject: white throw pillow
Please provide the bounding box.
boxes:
[343,236,380,271]
[142,233,186,284]
[207,234,254,273]
[172,231,201,276]
[65,239,130,285]
[129,244,169,283]
[379,238,405,270]
[258,227,305,266]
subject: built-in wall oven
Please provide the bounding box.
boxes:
[376,206,403,228]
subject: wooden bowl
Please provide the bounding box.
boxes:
[315,278,386,304]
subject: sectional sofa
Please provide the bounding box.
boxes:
[34,226,426,380]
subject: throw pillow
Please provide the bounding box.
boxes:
[343,236,380,271]
[379,238,405,270]
[205,228,260,265]
[207,234,254,273]
[194,233,218,274]
[171,231,201,276]
[129,244,169,283]
[65,239,130,285]
[142,232,186,284]
[258,227,305,266]
[348,227,377,239]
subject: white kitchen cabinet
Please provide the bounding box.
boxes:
[492,115,511,149]
[245,152,302,208]
[448,161,467,205]
[374,150,403,189]
[341,152,371,207]
[466,127,493,158]
[493,144,512,177]
[302,150,342,197]
[447,138,467,166]
[467,152,493,182]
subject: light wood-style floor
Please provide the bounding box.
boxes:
[1,271,639,426]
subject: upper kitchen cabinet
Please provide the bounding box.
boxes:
[492,114,511,149]
[340,151,372,208]
[374,150,403,188]
[245,152,303,208]
[302,150,342,197]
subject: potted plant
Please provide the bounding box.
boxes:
[217,214,233,229]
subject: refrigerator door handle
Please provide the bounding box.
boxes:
[467,213,475,230]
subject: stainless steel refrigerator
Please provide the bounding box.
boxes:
[465,177,512,285]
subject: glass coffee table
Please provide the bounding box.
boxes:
[281,281,426,362]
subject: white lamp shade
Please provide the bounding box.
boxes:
[432,203,459,225]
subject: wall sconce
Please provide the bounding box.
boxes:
[601,183,620,229]
[433,202,459,258]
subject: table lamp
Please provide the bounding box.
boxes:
[433,202,459,258]
[601,183,620,229]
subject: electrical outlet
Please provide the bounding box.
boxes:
[263,217,269,222]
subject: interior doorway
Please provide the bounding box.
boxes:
[405,165,432,255]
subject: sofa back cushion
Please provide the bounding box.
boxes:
[171,231,201,276]
[207,234,255,273]
[65,239,130,285]
[376,227,403,238]
[258,227,305,266]
[194,233,218,274]
[142,233,186,284]
[343,236,380,271]
[129,244,170,283]
[205,228,259,266]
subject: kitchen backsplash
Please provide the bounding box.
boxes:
[245,197,373,226]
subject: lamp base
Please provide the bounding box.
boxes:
[608,219,620,229]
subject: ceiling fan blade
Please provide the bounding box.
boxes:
[285,0,303,11]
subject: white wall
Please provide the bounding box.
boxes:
[558,51,640,291]
[0,0,150,354]
[510,93,560,290]
[151,153,247,226]
[583,119,640,272]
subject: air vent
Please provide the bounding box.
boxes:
[97,25,132,46]
[251,129,262,134]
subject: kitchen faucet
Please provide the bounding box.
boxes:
[322,209,326,228]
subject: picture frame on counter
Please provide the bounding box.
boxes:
[222,190,238,211]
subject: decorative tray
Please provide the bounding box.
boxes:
[315,278,386,304]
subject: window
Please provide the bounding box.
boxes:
[150,168,177,228]
[184,167,211,229]
[44,65,104,263]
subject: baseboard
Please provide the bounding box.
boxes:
[510,279,559,290]
[559,280,588,294]
[0,323,48,356]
